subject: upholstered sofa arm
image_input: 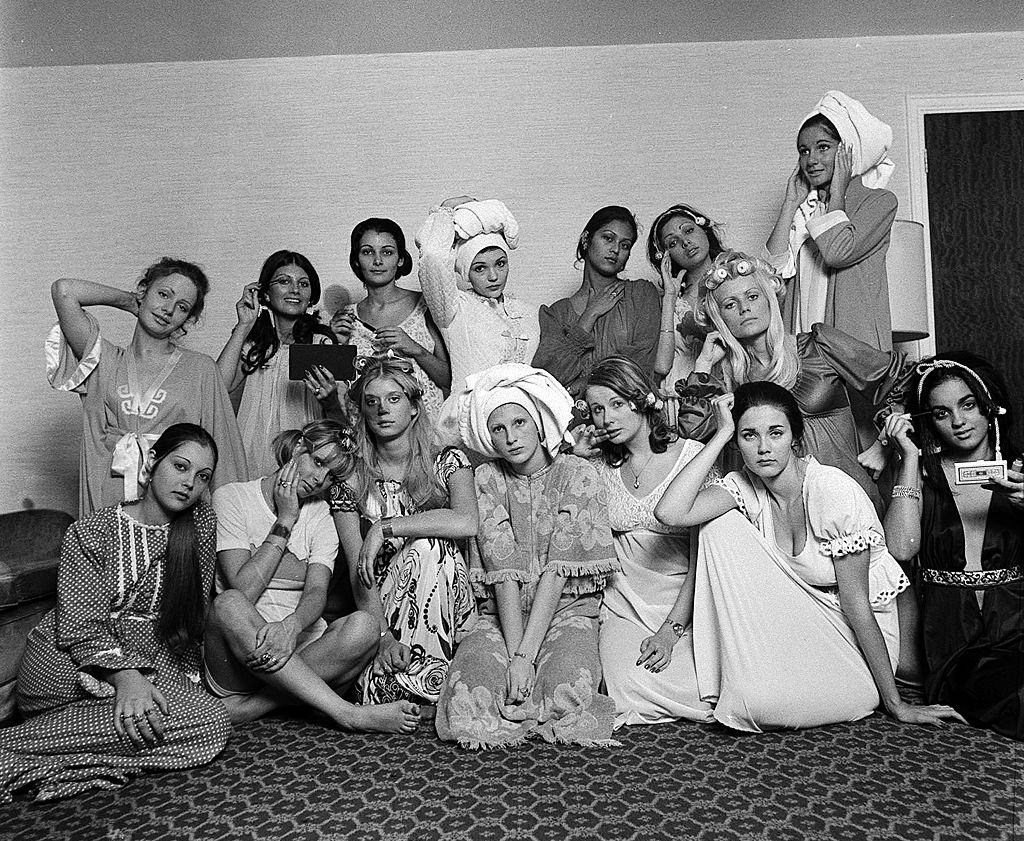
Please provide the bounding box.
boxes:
[0,509,74,609]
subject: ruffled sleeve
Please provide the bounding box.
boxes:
[44,313,103,394]
[544,457,619,596]
[805,462,885,557]
[710,471,758,523]
[804,461,909,606]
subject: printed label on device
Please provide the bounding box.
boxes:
[954,460,1007,485]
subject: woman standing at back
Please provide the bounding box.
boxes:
[533,205,675,403]
[49,258,246,515]
[765,91,898,353]
[218,250,343,478]
[330,218,450,422]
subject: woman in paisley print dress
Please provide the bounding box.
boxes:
[330,357,477,709]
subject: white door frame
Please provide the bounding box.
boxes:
[904,92,1024,357]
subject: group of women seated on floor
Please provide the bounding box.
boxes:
[1,89,1021,803]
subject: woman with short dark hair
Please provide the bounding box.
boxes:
[655,383,966,732]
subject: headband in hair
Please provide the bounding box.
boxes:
[652,205,714,260]
[915,358,1005,459]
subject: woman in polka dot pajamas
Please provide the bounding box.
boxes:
[0,424,231,802]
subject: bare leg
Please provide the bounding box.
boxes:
[205,591,419,734]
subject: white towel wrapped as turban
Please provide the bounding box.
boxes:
[452,199,519,287]
[804,90,895,189]
[442,363,574,460]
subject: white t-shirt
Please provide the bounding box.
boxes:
[212,478,339,631]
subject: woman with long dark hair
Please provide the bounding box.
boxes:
[883,352,1024,740]
[218,250,342,477]
[0,424,231,801]
[533,206,675,402]
[646,204,725,391]
[655,383,966,732]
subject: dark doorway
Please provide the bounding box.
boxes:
[925,110,1024,436]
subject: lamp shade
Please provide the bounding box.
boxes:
[886,219,930,343]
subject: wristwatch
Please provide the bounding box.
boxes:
[667,622,687,639]
[270,522,292,541]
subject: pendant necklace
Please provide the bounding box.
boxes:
[628,451,655,490]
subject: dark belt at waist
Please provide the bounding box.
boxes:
[921,566,1023,588]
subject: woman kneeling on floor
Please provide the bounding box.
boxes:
[436,363,620,748]
[0,424,230,801]
[205,419,420,734]
[655,382,967,732]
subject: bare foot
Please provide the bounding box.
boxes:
[337,701,420,734]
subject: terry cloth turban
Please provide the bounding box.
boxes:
[804,90,895,189]
[452,200,520,286]
[443,363,574,460]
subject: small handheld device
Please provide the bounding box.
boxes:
[288,344,357,382]
[954,459,1007,485]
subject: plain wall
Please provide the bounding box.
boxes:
[2,31,1021,514]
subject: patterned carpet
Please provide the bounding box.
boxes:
[0,712,1019,841]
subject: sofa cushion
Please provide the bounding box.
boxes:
[0,509,73,608]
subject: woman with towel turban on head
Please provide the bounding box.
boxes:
[766,91,898,354]
[435,364,621,748]
[415,197,540,441]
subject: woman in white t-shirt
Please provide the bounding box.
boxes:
[204,419,420,734]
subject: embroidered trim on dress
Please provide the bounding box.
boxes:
[922,566,1022,589]
[822,529,885,558]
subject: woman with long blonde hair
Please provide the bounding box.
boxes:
[678,250,912,513]
[331,356,478,712]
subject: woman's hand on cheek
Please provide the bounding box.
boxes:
[785,163,810,206]
[696,331,727,370]
[273,460,301,525]
[569,424,605,459]
[830,144,853,203]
